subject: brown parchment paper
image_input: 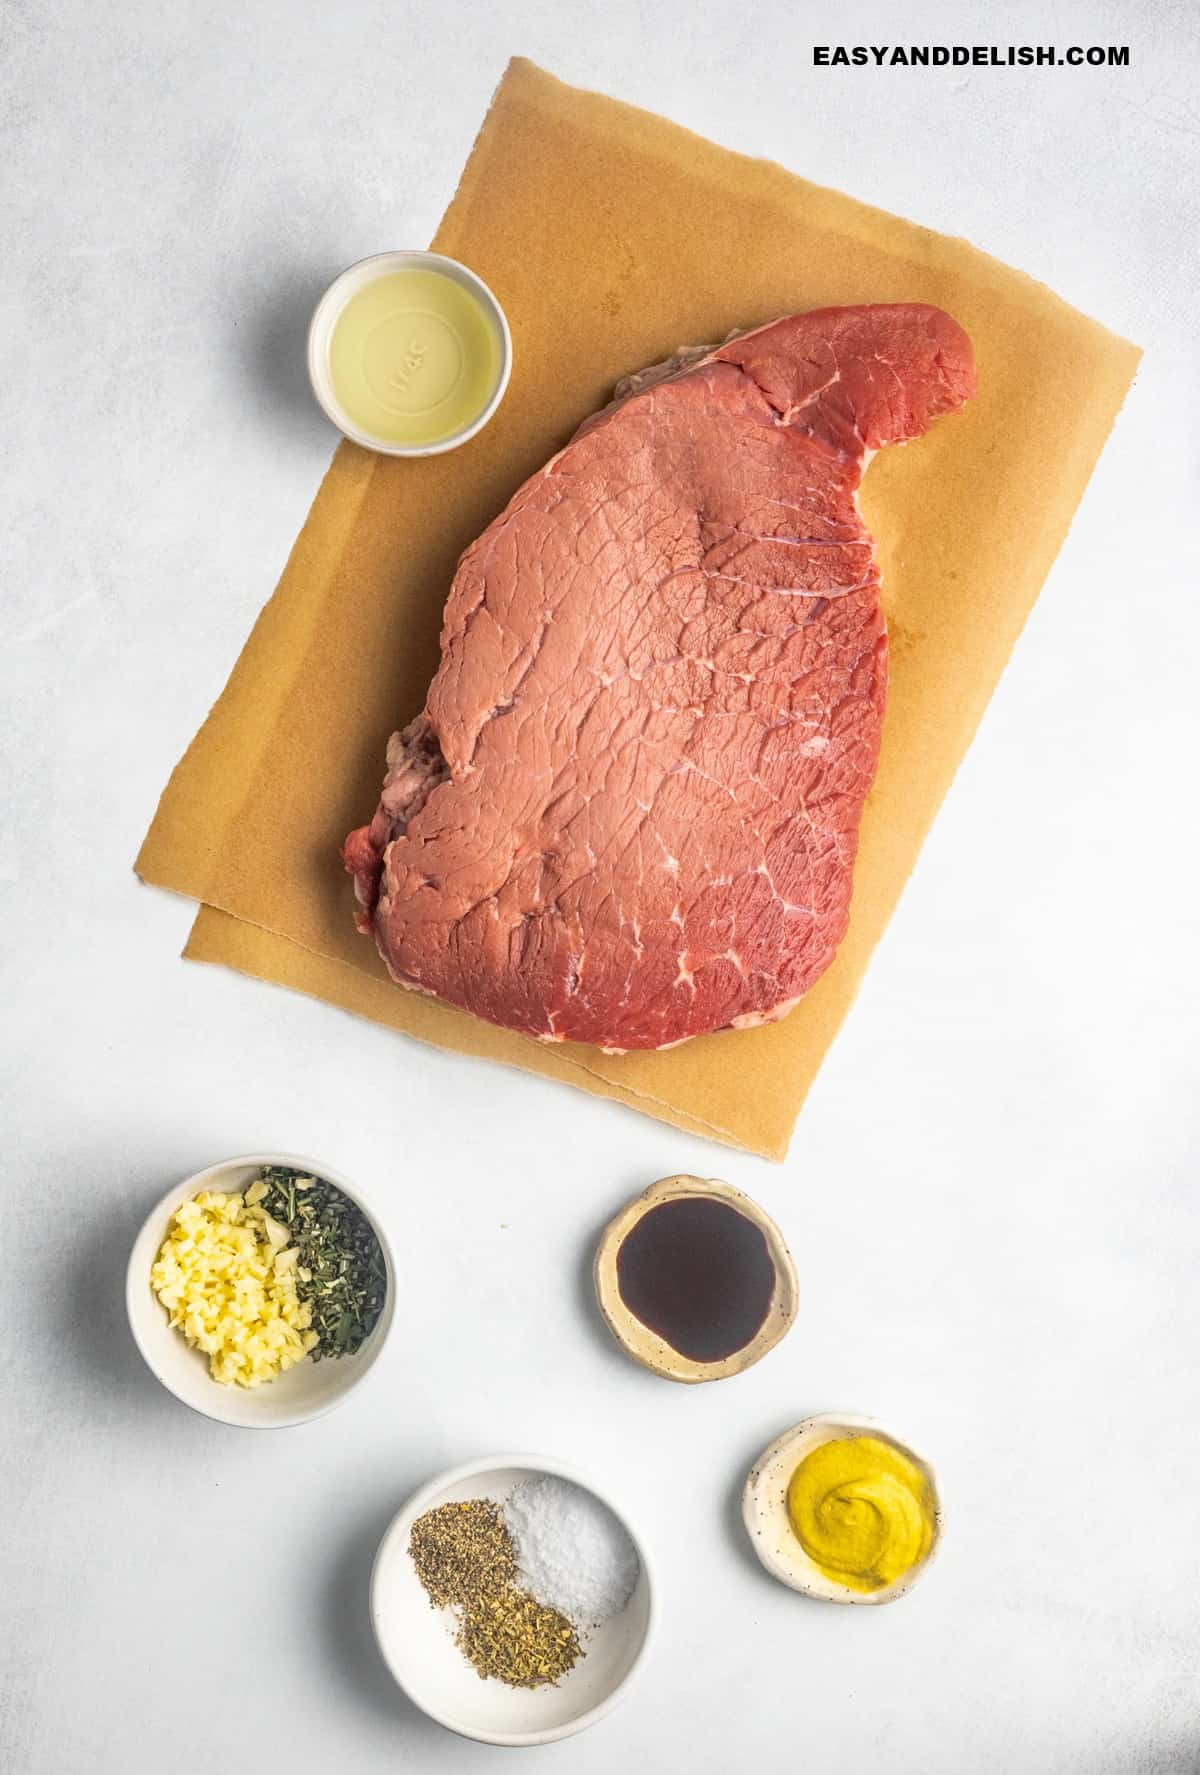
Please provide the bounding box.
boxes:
[136,58,1140,1161]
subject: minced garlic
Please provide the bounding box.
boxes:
[150,1189,318,1387]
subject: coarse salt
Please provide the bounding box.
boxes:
[502,1475,639,1627]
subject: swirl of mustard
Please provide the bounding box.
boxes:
[785,1435,936,1593]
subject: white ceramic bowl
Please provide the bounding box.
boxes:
[743,1413,943,1605]
[126,1151,395,1429]
[371,1454,654,1746]
[307,249,512,456]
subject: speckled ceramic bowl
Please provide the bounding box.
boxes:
[743,1414,943,1604]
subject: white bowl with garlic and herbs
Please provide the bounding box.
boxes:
[126,1151,395,1428]
[371,1453,655,1747]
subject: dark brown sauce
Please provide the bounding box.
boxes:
[615,1196,776,1363]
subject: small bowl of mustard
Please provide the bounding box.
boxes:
[307,250,512,457]
[743,1413,943,1604]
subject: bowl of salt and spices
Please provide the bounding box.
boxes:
[372,1455,651,1747]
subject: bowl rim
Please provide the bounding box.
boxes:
[125,1150,396,1430]
[306,249,513,457]
[370,1451,656,1747]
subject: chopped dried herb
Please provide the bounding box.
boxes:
[255,1165,386,1361]
[457,1584,581,1687]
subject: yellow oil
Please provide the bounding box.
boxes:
[327,269,502,447]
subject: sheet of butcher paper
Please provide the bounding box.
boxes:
[137,58,1140,1160]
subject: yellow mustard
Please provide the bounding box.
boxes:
[786,1435,936,1593]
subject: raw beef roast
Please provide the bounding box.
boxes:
[344,305,976,1050]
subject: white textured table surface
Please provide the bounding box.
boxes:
[4,3,1199,1771]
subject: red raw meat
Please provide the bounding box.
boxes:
[345,304,976,1050]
